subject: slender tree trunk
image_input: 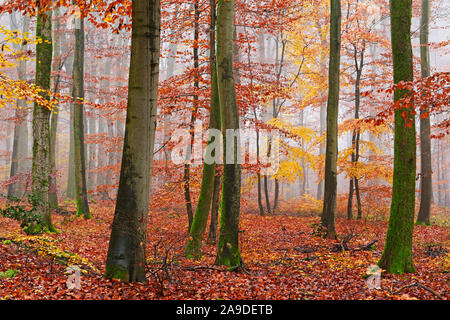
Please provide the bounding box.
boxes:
[72,16,90,219]
[87,110,97,194]
[347,177,354,219]
[417,0,432,225]
[273,179,279,212]
[347,42,365,220]
[8,13,30,199]
[378,0,416,274]
[183,163,194,231]
[435,138,442,205]
[207,172,222,244]
[185,0,221,259]
[105,0,161,282]
[256,127,264,216]
[48,7,62,210]
[32,8,57,233]
[321,0,341,239]
[215,0,243,268]
[66,36,76,199]
[263,175,271,215]
[183,0,200,232]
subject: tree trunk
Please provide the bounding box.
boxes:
[8,13,30,199]
[273,179,279,213]
[347,42,365,220]
[184,0,201,233]
[72,16,90,219]
[105,0,160,282]
[31,8,57,233]
[347,177,354,219]
[207,172,222,244]
[263,175,271,215]
[417,0,432,226]
[66,36,76,199]
[185,0,221,259]
[378,0,416,274]
[48,7,62,210]
[321,0,341,239]
[214,0,243,268]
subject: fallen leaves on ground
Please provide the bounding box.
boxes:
[0,203,448,300]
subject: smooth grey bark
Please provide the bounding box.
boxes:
[96,57,111,201]
[320,0,341,239]
[66,31,76,199]
[105,0,161,282]
[214,0,243,268]
[185,0,221,259]
[72,16,90,219]
[32,8,57,233]
[417,0,432,225]
[8,12,30,199]
[48,7,63,210]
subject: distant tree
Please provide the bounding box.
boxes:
[8,12,30,199]
[378,0,416,274]
[321,0,341,239]
[72,14,91,219]
[417,0,432,226]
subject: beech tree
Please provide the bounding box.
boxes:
[8,12,30,199]
[214,0,243,268]
[417,0,432,226]
[378,0,416,274]
[320,0,341,239]
[31,6,57,233]
[72,14,91,219]
[185,0,221,260]
[104,0,161,282]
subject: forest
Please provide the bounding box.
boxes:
[0,0,448,302]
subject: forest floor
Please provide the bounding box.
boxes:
[0,201,448,300]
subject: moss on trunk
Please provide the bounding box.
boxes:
[378,0,416,274]
[32,8,56,233]
[321,0,341,239]
[214,0,242,268]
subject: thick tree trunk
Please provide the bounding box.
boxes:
[31,8,57,233]
[417,0,432,225]
[214,0,243,268]
[185,0,221,259]
[321,0,341,239]
[378,0,416,274]
[105,0,160,282]
[72,17,90,219]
